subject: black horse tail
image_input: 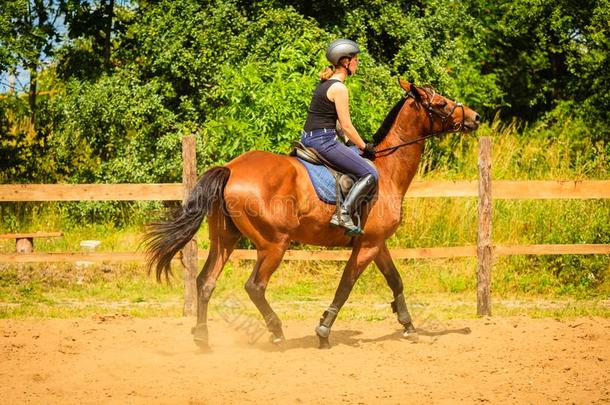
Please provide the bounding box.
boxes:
[144,166,231,282]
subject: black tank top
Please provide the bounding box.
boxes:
[303,79,341,132]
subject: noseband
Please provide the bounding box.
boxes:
[374,90,465,157]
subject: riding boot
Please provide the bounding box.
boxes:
[330,173,377,235]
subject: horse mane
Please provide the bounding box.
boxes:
[372,97,408,145]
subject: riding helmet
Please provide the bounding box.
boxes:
[326,39,361,65]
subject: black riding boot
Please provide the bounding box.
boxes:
[330,173,377,235]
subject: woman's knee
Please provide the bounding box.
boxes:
[358,164,378,183]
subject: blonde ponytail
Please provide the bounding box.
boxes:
[319,65,335,81]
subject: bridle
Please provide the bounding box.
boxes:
[374,89,465,157]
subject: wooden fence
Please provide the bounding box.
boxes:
[1,136,609,316]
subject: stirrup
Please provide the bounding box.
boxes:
[345,226,364,236]
[330,211,363,235]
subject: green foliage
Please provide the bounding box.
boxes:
[56,0,129,81]
[0,96,37,181]
[0,0,23,72]
[257,0,505,109]
[194,6,403,165]
[471,0,610,131]
[0,0,60,71]
[47,73,180,182]
[200,7,325,164]
[119,0,249,107]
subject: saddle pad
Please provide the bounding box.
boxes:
[296,157,338,204]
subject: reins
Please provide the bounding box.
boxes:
[373,90,465,158]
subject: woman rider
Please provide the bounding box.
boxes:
[301,38,378,235]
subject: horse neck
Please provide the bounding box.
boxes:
[375,100,428,197]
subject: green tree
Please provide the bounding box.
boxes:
[470,0,610,136]
[192,6,401,166]
[55,0,139,81]
[48,73,179,182]
[0,0,61,125]
[249,0,505,111]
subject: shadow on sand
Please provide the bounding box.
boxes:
[258,325,472,352]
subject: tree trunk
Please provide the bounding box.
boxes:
[28,0,48,128]
[28,65,37,127]
[8,72,15,94]
[103,0,114,68]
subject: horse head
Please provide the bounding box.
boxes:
[398,79,480,134]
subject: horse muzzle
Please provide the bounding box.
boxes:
[462,113,481,131]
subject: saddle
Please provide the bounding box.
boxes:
[289,141,356,197]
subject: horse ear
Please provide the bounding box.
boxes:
[399,78,424,102]
[409,83,423,102]
[398,78,411,91]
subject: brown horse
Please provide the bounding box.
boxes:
[145,79,480,349]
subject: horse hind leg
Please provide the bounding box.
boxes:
[192,210,241,350]
[244,242,288,344]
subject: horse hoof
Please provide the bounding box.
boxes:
[402,324,419,343]
[402,323,418,339]
[269,334,285,344]
[191,325,210,351]
[315,324,330,338]
[193,337,211,352]
[318,336,331,349]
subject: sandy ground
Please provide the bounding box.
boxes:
[1,315,609,404]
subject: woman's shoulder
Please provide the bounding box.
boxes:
[327,80,348,96]
[327,79,347,90]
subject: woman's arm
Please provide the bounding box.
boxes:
[328,83,366,149]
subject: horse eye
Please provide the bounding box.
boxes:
[438,101,447,108]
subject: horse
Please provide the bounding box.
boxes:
[144,79,480,349]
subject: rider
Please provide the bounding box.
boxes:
[301,38,378,235]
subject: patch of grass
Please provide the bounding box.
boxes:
[1,259,607,320]
[0,262,183,318]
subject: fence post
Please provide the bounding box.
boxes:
[477,136,492,316]
[181,135,198,316]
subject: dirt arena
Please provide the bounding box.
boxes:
[2,315,609,404]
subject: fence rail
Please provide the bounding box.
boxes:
[1,244,609,264]
[1,180,609,201]
[0,184,184,201]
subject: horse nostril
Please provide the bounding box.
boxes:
[474,114,481,123]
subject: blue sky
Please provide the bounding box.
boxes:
[0,0,134,93]
[0,2,73,94]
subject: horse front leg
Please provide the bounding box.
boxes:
[315,243,380,349]
[374,243,416,336]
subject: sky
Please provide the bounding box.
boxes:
[1,1,135,94]
[1,1,73,94]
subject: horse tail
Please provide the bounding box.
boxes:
[144,166,231,282]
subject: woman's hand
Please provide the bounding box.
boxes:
[361,143,376,160]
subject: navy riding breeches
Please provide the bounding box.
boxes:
[300,129,378,181]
